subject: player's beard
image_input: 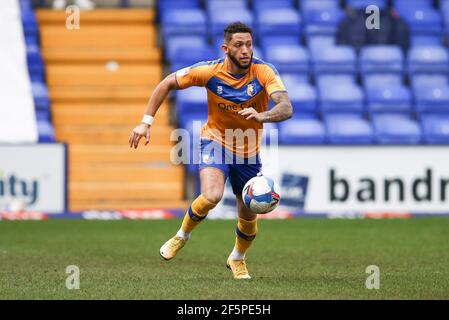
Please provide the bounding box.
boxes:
[227,51,253,70]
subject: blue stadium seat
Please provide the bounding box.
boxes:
[158,0,201,19]
[286,83,318,117]
[261,122,279,145]
[253,0,295,14]
[27,45,45,82]
[161,9,207,38]
[20,9,38,38]
[209,9,254,38]
[363,74,403,90]
[414,84,449,114]
[325,115,374,144]
[179,115,208,173]
[281,73,309,85]
[360,45,404,75]
[393,0,432,11]
[366,85,412,115]
[421,114,449,144]
[264,45,309,74]
[319,82,364,115]
[259,35,301,48]
[256,8,301,37]
[407,46,449,74]
[372,114,422,144]
[411,74,448,90]
[312,45,357,75]
[317,74,355,90]
[347,0,388,10]
[399,7,443,46]
[165,36,207,62]
[303,7,344,37]
[176,87,208,117]
[206,0,247,15]
[307,35,336,57]
[302,0,338,14]
[170,45,215,72]
[31,82,50,111]
[279,119,326,145]
[37,120,55,143]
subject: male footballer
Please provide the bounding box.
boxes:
[129,22,292,279]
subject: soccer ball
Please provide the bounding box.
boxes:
[242,175,281,214]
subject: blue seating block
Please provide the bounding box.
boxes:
[373,114,422,144]
[325,115,374,144]
[421,115,449,144]
[279,119,326,145]
[366,85,412,114]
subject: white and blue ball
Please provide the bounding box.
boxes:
[242,175,281,214]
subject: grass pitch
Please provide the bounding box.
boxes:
[0,218,448,299]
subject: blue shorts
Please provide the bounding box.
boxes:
[198,139,262,195]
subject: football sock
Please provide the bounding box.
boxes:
[180,194,217,234]
[232,217,258,260]
[176,228,190,240]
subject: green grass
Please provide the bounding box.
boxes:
[0,218,448,299]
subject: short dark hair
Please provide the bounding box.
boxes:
[224,21,253,43]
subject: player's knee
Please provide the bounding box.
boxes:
[203,189,223,204]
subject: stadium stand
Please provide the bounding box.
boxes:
[22,0,449,209]
[35,5,187,210]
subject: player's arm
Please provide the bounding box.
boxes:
[238,91,293,123]
[128,73,178,149]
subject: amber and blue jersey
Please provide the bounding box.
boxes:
[175,56,287,158]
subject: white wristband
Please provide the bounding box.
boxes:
[141,114,154,125]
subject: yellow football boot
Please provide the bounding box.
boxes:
[159,236,187,260]
[226,257,252,280]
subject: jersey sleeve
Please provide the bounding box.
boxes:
[175,63,213,89]
[260,64,287,96]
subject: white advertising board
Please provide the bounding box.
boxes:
[0,144,66,212]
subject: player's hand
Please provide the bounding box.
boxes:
[129,123,151,149]
[238,107,265,122]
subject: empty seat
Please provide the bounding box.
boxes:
[286,82,318,117]
[256,8,301,37]
[209,9,254,38]
[372,114,422,144]
[161,9,207,38]
[408,46,449,74]
[303,7,344,37]
[176,87,208,116]
[347,0,388,9]
[279,119,326,145]
[325,115,374,144]
[281,73,309,85]
[317,74,355,90]
[411,74,448,90]
[320,82,364,115]
[37,120,55,143]
[253,0,294,13]
[31,82,50,110]
[165,36,207,61]
[415,84,449,114]
[366,85,412,114]
[158,0,201,19]
[170,45,215,72]
[307,35,336,57]
[302,0,339,14]
[261,122,279,145]
[206,0,247,15]
[399,7,443,45]
[363,74,403,90]
[27,45,45,82]
[421,114,449,144]
[259,35,300,48]
[264,45,309,74]
[312,45,356,75]
[360,45,404,75]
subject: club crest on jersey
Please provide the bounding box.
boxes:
[217,85,223,95]
[247,84,255,97]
